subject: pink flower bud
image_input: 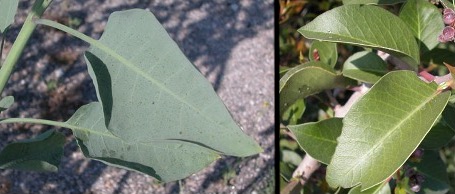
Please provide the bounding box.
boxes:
[444,9,455,25]
[439,26,455,42]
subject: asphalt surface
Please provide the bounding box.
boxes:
[0,0,274,193]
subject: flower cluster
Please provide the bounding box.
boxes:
[439,8,455,42]
[403,165,425,192]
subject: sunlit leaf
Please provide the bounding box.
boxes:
[84,9,261,158]
[67,102,219,182]
[279,62,355,116]
[326,71,450,190]
[298,5,420,68]
[0,0,19,33]
[288,118,342,165]
[399,0,444,53]
[0,96,13,111]
[342,0,405,5]
[309,40,338,68]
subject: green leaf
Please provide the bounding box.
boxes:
[279,62,355,116]
[280,66,291,78]
[281,150,302,167]
[67,102,220,182]
[0,95,13,111]
[326,71,450,190]
[84,9,261,157]
[281,98,305,125]
[0,130,65,172]
[407,150,450,194]
[420,96,455,149]
[298,5,420,68]
[342,51,388,84]
[399,0,444,53]
[348,181,391,194]
[420,119,455,149]
[309,40,338,68]
[0,0,19,33]
[288,118,342,165]
[422,48,455,66]
[342,0,405,5]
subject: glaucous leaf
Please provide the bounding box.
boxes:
[309,40,338,68]
[84,9,261,157]
[298,5,420,68]
[0,130,65,172]
[279,61,355,116]
[407,150,450,194]
[0,96,13,111]
[342,0,405,5]
[399,0,444,53]
[67,102,219,182]
[0,0,19,33]
[326,71,450,190]
[288,118,342,165]
[342,51,388,84]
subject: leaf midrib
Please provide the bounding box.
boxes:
[342,85,439,185]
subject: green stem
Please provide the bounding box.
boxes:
[1,118,73,129]
[0,31,5,66]
[0,0,54,95]
[0,117,116,138]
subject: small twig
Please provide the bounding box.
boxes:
[292,154,321,185]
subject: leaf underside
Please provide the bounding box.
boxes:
[0,0,19,33]
[0,130,65,172]
[71,9,260,182]
[326,71,450,190]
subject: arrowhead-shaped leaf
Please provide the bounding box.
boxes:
[279,62,355,116]
[342,51,389,84]
[407,150,450,194]
[342,0,405,5]
[309,40,338,68]
[288,118,342,165]
[0,96,13,111]
[298,5,420,68]
[0,0,19,33]
[67,102,220,182]
[326,71,450,190]
[0,130,65,172]
[83,9,261,157]
[399,0,444,53]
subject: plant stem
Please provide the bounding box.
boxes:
[0,117,116,138]
[1,117,73,129]
[0,30,5,66]
[0,0,54,95]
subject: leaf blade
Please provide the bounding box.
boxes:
[67,102,220,182]
[326,71,450,190]
[84,9,261,157]
[298,5,420,68]
[0,0,19,33]
[0,130,65,172]
[399,0,444,53]
[288,118,342,165]
[342,51,389,84]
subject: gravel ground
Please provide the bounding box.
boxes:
[0,0,274,193]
